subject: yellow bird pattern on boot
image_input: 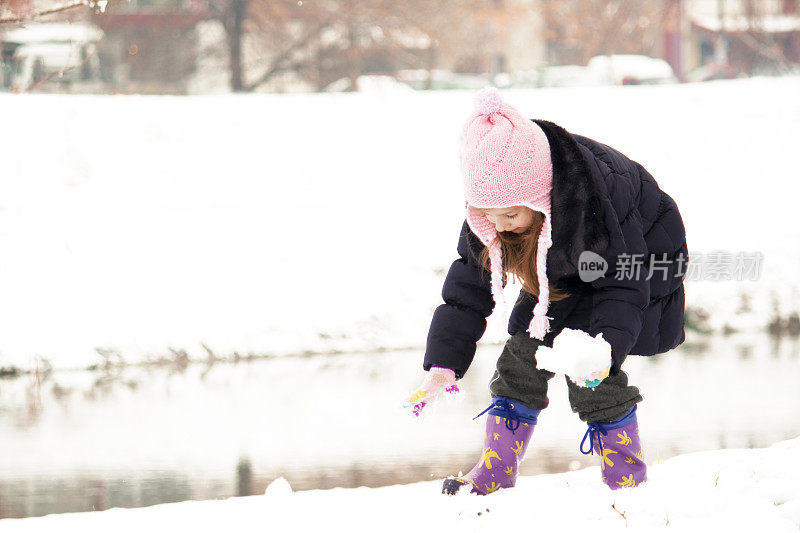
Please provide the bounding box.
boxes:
[636,450,643,460]
[456,477,478,491]
[616,431,632,446]
[625,457,636,464]
[600,448,618,470]
[493,433,500,441]
[479,447,502,469]
[511,441,524,455]
[617,474,636,488]
[484,482,501,494]
[504,466,514,476]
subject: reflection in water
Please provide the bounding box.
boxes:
[0,333,798,519]
[0,452,596,519]
[0,473,204,519]
[237,458,252,497]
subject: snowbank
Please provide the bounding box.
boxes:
[1,76,799,370]
[3,436,799,532]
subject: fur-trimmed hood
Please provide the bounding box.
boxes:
[533,119,608,279]
[532,119,610,279]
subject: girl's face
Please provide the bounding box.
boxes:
[472,206,536,234]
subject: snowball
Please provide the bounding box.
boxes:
[535,328,611,381]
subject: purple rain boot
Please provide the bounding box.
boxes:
[442,397,539,495]
[580,405,647,490]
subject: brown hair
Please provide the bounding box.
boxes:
[479,210,570,303]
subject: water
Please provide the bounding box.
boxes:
[1,333,798,519]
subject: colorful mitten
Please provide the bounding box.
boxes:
[403,366,460,417]
[535,328,612,388]
[442,397,539,495]
[570,365,611,389]
[580,405,647,489]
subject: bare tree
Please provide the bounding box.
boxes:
[731,0,799,74]
[0,0,120,24]
[540,0,666,65]
[205,0,544,92]
[204,0,250,91]
[401,0,495,81]
[244,0,336,91]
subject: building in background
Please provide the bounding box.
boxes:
[89,0,209,93]
[685,0,800,80]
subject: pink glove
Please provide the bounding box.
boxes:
[403,366,461,417]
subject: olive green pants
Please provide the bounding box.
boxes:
[488,332,643,423]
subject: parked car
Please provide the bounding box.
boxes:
[5,42,104,93]
[1,22,105,93]
[587,54,678,85]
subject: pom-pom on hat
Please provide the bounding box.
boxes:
[460,86,554,340]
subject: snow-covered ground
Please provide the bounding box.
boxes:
[3,436,799,532]
[1,77,799,371]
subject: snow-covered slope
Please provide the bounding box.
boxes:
[3,436,799,532]
[1,77,799,370]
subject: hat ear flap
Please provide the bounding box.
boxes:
[465,204,497,248]
[465,204,508,321]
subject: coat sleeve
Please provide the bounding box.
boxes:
[588,187,650,375]
[423,220,495,379]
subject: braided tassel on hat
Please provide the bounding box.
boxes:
[528,215,553,340]
[487,240,508,321]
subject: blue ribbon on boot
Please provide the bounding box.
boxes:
[580,423,608,455]
[580,405,638,455]
[472,397,540,434]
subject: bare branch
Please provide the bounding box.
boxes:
[735,30,796,73]
[1,0,87,24]
[1,0,129,24]
[244,19,331,92]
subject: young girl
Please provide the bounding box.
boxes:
[405,87,687,495]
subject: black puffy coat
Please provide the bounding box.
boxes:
[424,119,688,378]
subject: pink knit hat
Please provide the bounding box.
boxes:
[461,86,554,340]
